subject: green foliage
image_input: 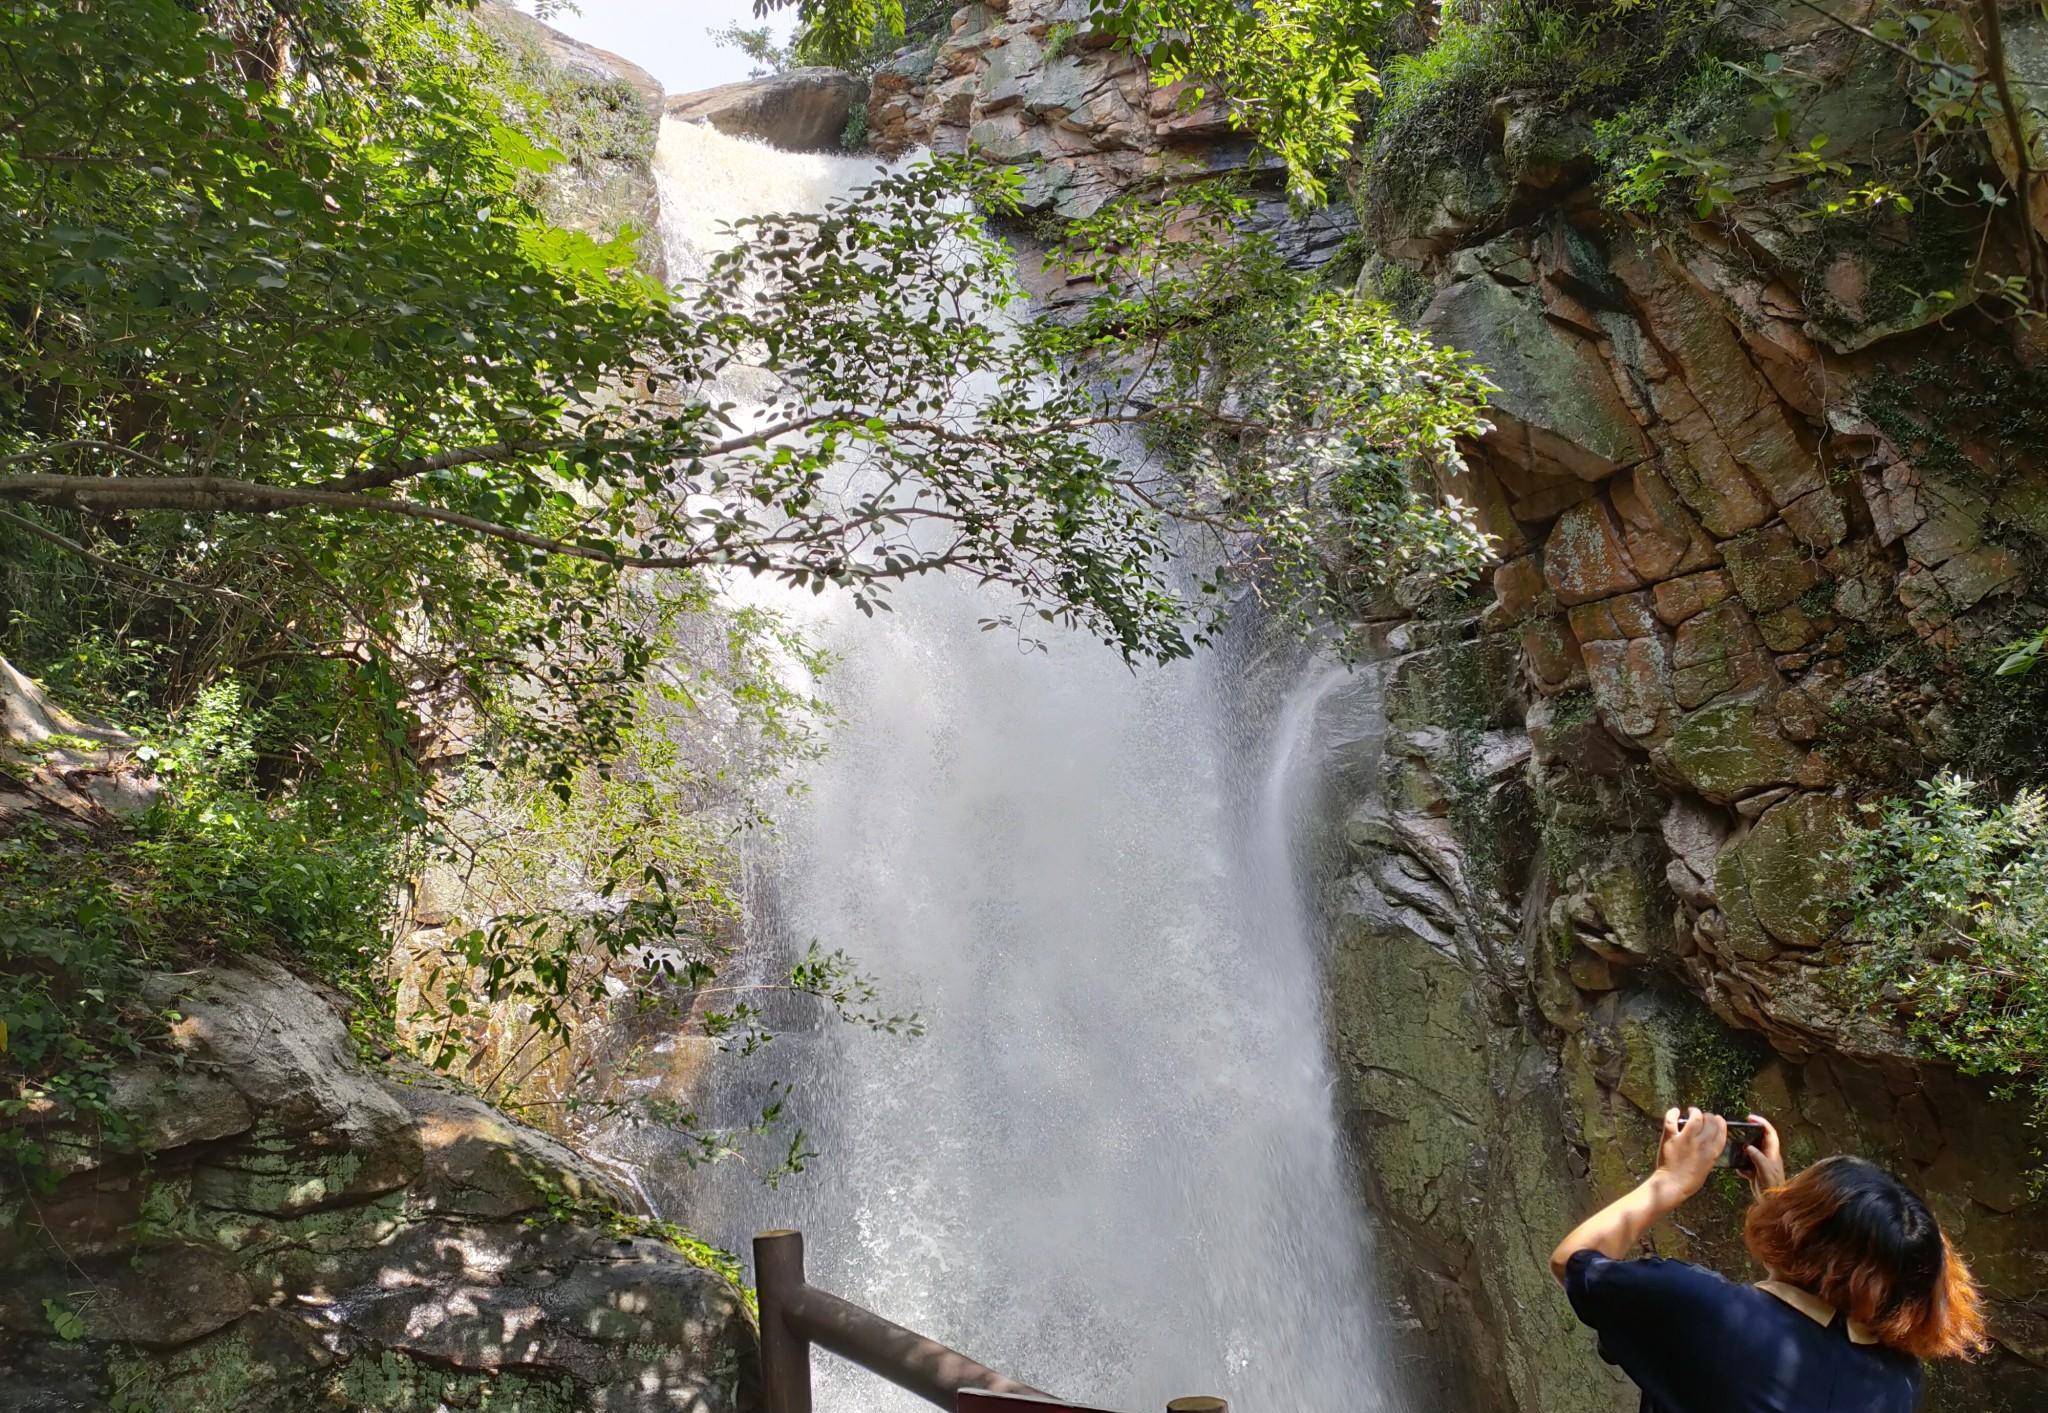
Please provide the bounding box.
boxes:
[781,0,904,66]
[1669,1000,1766,1118]
[1,0,1492,707]
[1999,628,2048,679]
[1091,0,1393,205]
[1,681,405,1181]
[42,1299,85,1341]
[1042,181,1495,625]
[840,100,871,151]
[711,22,794,76]
[1088,0,1732,207]
[772,0,953,71]
[1593,58,1756,216]
[0,0,683,810]
[1363,0,1727,214]
[402,582,824,1072]
[1376,15,1567,126]
[1356,256,1432,322]
[1587,0,2046,324]
[1,824,152,1179]
[531,1177,754,1310]
[1844,773,2048,1132]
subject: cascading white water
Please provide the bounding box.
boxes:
[642,118,1401,1413]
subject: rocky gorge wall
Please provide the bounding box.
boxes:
[0,952,758,1413]
[858,3,2048,1410]
[1326,2,2048,1406]
[0,666,760,1413]
[13,1,2044,1407]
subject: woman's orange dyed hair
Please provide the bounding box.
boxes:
[1744,1156,1988,1361]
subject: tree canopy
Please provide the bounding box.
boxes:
[0,0,1490,1175]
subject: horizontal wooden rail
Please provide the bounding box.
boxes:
[753,1230,1228,1413]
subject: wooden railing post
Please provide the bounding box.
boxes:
[756,1230,814,1413]
[756,1226,1226,1413]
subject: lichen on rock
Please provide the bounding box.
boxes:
[0,956,759,1413]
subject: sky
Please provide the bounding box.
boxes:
[529,0,799,99]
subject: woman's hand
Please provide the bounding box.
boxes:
[1743,1112,1785,1195]
[1653,1106,1724,1202]
[1548,1105,1722,1281]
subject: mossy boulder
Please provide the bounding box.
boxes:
[1715,791,1851,959]
[1422,255,1650,483]
[0,960,758,1413]
[1656,692,1825,802]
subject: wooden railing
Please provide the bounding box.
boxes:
[753,1230,1230,1413]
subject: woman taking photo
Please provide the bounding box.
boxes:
[1550,1107,1987,1413]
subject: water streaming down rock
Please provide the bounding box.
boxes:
[642,118,1401,1413]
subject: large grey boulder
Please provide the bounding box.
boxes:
[667,69,866,152]
[0,653,158,825]
[2,958,759,1412]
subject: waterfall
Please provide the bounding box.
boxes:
[641,119,1400,1413]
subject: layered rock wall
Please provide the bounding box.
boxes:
[1328,7,2048,1406]
[870,5,2048,1410]
[866,1,1357,276]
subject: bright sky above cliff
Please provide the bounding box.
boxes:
[528,1,798,99]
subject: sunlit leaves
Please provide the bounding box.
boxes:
[1090,0,1394,205]
[2,0,1495,1146]
[1845,773,2048,1132]
[1043,181,1495,624]
[756,0,906,68]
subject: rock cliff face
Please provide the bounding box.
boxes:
[873,4,2048,1410]
[1328,4,2048,1405]
[0,659,760,1413]
[865,1,1357,276]
[0,955,759,1413]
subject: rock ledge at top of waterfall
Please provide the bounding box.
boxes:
[667,69,867,154]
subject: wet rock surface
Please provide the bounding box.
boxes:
[1324,635,2048,1413]
[1324,26,2048,1407]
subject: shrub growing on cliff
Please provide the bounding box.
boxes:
[1091,0,1728,205]
[1090,0,1390,204]
[0,0,1488,683]
[1588,1,2048,324]
[0,710,405,1182]
[769,0,956,71]
[1844,772,2048,1133]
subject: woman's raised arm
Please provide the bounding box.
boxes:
[1548,1106,1725,1281]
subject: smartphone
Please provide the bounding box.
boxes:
[1719,1121,1765,1171]
[1678,1114,1765,1171]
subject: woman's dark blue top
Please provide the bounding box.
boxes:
[1564,1251,1923,1413]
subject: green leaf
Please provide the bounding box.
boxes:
[43,1300,86,1342]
